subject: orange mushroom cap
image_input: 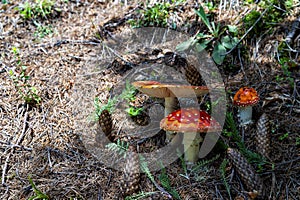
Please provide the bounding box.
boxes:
[160,108,222,133]
[131,80,161,87]
[132,81,209,98]
[233,87,259,107]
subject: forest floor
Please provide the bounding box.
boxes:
[0,0,299,200]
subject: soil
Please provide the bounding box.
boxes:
[0,0,299,200]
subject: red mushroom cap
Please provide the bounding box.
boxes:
[233,87,259,107]
[160,108,222,133]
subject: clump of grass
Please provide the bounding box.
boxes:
[16,0,60,20]
[34,24,54,38]
[128,3,169,27]
[243,0,294,35]
[128,1,185,28]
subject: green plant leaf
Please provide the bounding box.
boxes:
[159,167,181,199]
[194,7,212,33]
[219,159,231,198]
[125,107,143,116]
[106,139,129,158]
[194,42,207,52]
[125,191,157,200]
[212,42,226,65]
[176,37,197,52]
[211,21,220,36]
[221,36,232,49]
[196,32,211,39]
[9,70,14,76]
[28,176,49,200]
[227,25,238,34]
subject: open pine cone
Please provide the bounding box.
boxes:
[227,148,265,199]
[255,113,270,158]
[98,109,114,141]
[184,64,205,86]
[121,146,140,197]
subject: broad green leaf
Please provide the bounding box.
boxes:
[227,25,238,34]
[176,37,197,52]
[212,42,226,65]
[194,42,207,52]
[196,32,211,39]
[221,36,239,49]
[221,36,233,49]
[232,37,239,45]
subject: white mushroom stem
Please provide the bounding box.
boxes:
[164,97,176,117]
[238,106,253,125]
[182,132,203,164]
[164,97,176,142]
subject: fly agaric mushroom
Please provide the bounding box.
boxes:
[233,87,259,125]
[132,81,209,142]
[160,108,221,163]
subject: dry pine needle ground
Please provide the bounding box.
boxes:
[0,0,299,199]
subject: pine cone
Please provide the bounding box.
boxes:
[184,64,205,86]
[121,147,140,196]
[227,148,265,198]
[98,109,114,141]
[255,113,270,158]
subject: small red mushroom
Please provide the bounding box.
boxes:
[160,108,221,163]
[233,87,259,125]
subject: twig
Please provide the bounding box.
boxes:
[1,154,11,186]
[34,39,102,48]
[0,183,9,198]
[0,142,32,151]
[285,42,300,53]
[215,185,225,200]
[106,169,112,187]
[151,180,172,199]
[237,48,249,82]
[275,157,300,167]
[269,172,276,199]
[16,112,29,145]
[47,148,53,169]
[97,188,102,200]
[1,112,29,185]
